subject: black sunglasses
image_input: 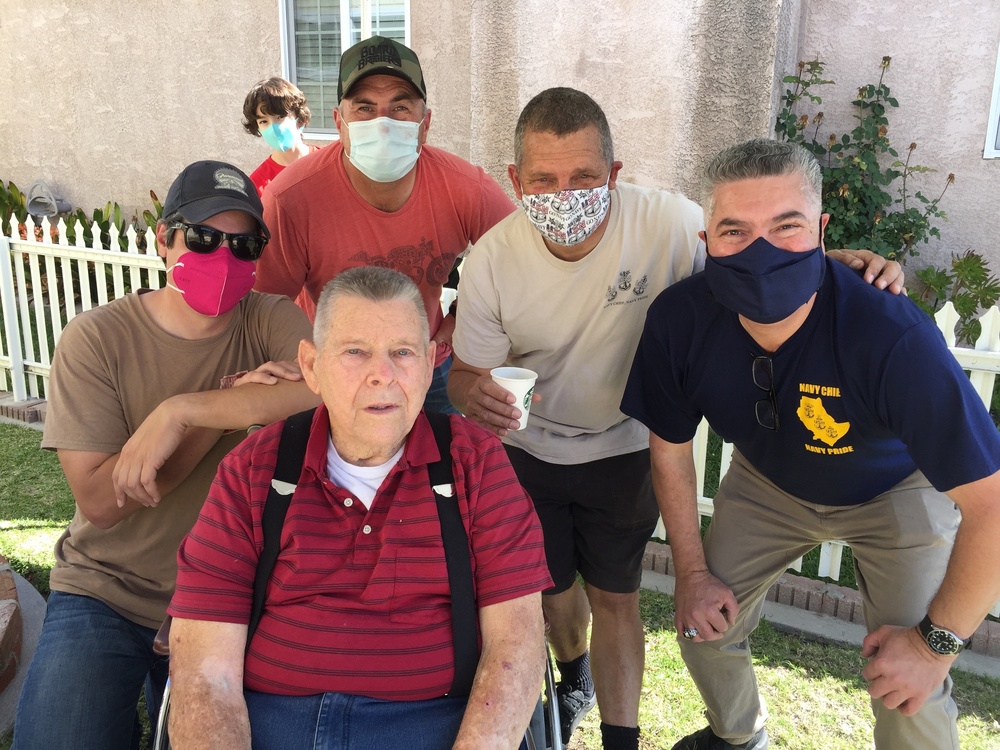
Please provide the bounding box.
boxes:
[169,221,268,261]
[752,355,779,430]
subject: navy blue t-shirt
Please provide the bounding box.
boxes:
[621,258,1000,506]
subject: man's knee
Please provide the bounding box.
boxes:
[586,586,640,619]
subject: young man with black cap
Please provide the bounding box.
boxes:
[254,35,515,413]
[13,161,319,750]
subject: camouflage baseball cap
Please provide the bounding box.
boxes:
[338,36,426,101]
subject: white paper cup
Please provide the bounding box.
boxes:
[490,367,538,430]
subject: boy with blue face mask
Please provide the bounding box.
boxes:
[242,77,319,197]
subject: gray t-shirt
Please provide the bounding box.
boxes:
[454,181,704,464]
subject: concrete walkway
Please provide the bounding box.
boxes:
[640,567,1000,680]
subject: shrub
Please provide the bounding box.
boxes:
[775,58,1000,345]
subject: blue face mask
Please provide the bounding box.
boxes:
[261,120,298,152]
[704,236,825,324]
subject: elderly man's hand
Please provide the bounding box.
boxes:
[463,373,541,438]
[861,624,956,716]
[827,249,906,294]
[673,569,739,642]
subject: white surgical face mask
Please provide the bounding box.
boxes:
[519,180,612,246]
[346,116,421,182]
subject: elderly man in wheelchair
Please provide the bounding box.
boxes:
[165,267,554,749]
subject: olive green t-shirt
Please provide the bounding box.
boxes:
[42,291,311,628]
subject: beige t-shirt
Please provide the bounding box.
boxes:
[42,291,311,628]
[453,182,704,464]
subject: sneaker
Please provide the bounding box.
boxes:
[555,681,597,741]
[671,726,769,750]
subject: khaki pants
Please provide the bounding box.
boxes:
[679,451,961,749]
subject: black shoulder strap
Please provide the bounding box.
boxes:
[246,408,316,652]
[425,411,480,697]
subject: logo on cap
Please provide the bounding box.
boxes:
[214,168,249,197]
[358,41,402,70]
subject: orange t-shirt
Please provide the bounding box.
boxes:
[255,142,514,363]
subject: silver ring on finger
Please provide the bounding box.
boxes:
[682,627,699,640]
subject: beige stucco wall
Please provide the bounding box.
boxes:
[2,0,802,225]
[0,0,286,220]
[796,0,1000,272]
[414,0,802,204]
[5,0,994,279]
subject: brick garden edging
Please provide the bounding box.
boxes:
[0,395,45,425]
[0,555,23,696]
[642,541,1000,658]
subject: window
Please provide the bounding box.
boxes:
[985,41,1000,159]
[280,0,409,136]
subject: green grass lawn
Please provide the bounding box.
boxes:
[2,420,1000,749]
[0,421,74,596]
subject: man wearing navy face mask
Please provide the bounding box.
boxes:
[13,161,319,750]
[254,36,514,413]
[448,92,904,750]
[622,138,1000,750]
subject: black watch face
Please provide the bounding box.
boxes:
[927,628,962,655]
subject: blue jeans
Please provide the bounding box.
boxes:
[13,591,169,750]
[245,690,469,749]
[245,690,532,749]
[424,356,458,414]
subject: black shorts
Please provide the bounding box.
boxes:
[505,446,659,595]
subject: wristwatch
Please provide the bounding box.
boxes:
[917,615,972,655]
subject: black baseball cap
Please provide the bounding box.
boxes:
[162,161,269,238]
[338,36,426,101]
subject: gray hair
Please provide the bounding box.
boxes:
[702,138,822,224]
[313,266,429,349]
[513,87,615,169]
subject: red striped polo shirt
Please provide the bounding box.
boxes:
[169,407,551,699]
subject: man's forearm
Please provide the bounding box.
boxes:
[61,425,222,529]
[169,678,251,750]
[169,619,251,750]
[649,436,706,577]
[112,380,319,510]
[453,596,546,749]
[166,380,320,432]
[926,474,1000,637]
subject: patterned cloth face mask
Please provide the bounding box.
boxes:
[520,180,612,247]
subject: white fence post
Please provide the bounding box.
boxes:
[0,230,27,401]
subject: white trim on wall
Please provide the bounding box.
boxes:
[985,41,1000,159]
[279,0,410,138]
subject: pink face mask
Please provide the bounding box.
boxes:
[167,250,256,317]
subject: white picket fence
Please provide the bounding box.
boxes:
[0,215,164,401]
[2,217,999,612]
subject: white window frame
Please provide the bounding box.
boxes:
[279,0,411,140]
[985,41,1000,159]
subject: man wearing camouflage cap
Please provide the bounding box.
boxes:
[255,36,514,413]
